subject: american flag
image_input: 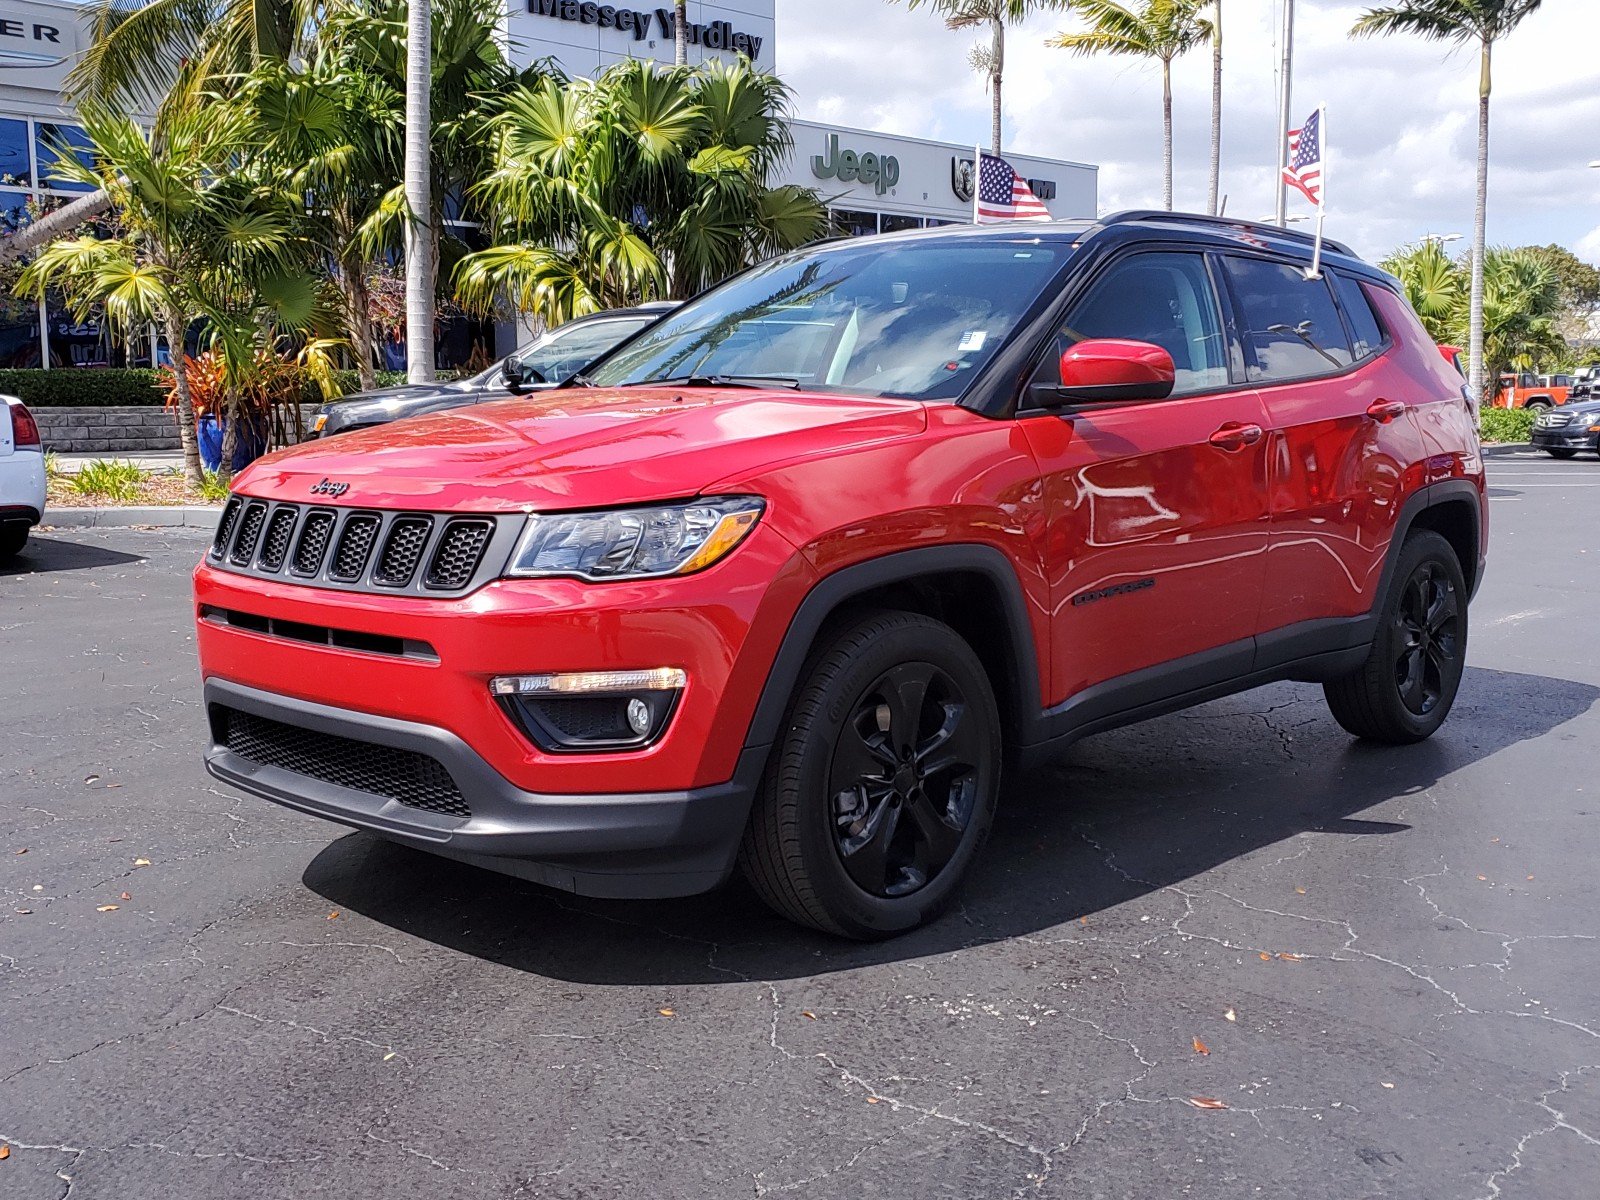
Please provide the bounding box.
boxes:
[1283,106,1325,208]
[976,150,1051,222]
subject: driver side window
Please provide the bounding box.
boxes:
[1046,252,1230,397]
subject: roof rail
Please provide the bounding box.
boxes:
[1095,209,1355,258]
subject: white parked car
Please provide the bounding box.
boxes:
[0,395,46,560]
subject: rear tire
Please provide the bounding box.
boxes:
[1547,448,1578,459]
[738,610,1001,939]
[1323,530,1467,744]
[0,525,28,561]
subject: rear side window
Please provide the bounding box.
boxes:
[1224,257,1354,383]
[1330,272,1387,360]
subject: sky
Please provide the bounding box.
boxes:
[772,0,1600,264]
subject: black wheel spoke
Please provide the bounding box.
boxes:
[905,785,968,865]
[837,790,902,893]
[1391,557,1461,718]
[883,664,936,756]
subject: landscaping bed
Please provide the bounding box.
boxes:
[45,457,227,509]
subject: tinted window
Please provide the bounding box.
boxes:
[1331,272,1386,360]
[0,119,30,187]
[1225,257,1353,382]
[1056,252,1229,396]
[588,239,1071,401]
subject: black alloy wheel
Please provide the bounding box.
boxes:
[739,610,1001,939]
[1323,529,1468,744]
[1392,559,1462,718]
[828,663,982,899]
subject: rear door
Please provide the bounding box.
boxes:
[1218,256,1425,660]
[1020,249,1273,705]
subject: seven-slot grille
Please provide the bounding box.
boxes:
[208,501,500,594]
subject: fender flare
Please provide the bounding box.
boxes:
[740,544,1044,753]
[1377,478,1485,602]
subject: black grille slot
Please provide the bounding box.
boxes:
[219,706,469,818]
[229,502,268,566]
[329,514,381,582]
[199,606,438,661]
[425,519,494,590]
[373,516,433,588]
[292,509,336,576]
[211,498,242,559]
[258,507,298,572]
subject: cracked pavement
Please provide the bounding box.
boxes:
[3,450,1598,1199]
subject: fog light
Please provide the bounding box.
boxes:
[626,698,652,736]
[490,668,686,753]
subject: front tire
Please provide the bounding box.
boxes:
[1547,448,1578,459]
[738,610,1001,939]
[1323,530,1467,744]
[0,525,28,561]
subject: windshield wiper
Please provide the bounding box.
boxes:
[565,373,598,388]
[623,374,802,390]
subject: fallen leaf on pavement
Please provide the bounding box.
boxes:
[96,904,119,912]
[1490,837,1500,843]
[119,892,131,901]
[1258,952,1272,961]
[133,859,150,867]
[1192,1037,1210,1055]
[1224,1008,1236,1022]
[1277,953,1303,962]
[84,775,99,784]
[1527,875,1534,881]
[327,911,339,920]
[1187,1097,1229,1110]
[1381,1082,1395,1089]
[383,1052,396,1061]
[13,848,25,855]
[1295,887,1306,895]
[802,1011,818,1020]
[866,1096,881,1104]
[657,1008,675,1017]
[14,909,31,915]
[0,1143,9,1159]
[1079,917,1088,926]
[106,783,122,789]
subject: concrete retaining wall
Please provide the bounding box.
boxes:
[35,407,319,454]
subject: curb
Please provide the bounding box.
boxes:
[1480,443,1532,457]
[40,506,222,530]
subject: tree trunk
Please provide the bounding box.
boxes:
[1467,37,1490,417]
[1162,58,1174,211]
[345,263,377,392]
[403,0,436,384]
[0,187,114,267]
[164,311,204,488]
[990,15,1004,155]
[1207,0,1222,216]
[674,0,687,65]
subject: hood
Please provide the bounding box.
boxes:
[235,386,929,512]
[321,383,450,408]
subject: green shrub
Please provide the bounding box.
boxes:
[1479,406,1537,444]
[71,459,148,502]
[0,368,165,407]
[197,471,231,503]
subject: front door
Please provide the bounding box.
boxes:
[1020,250,1273,708]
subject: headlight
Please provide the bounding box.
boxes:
[505,497,765,581]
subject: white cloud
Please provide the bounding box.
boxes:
[774,0,1600,263]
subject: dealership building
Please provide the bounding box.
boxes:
[1,0,1098,368]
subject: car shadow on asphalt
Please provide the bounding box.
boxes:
[0,535,146,576]
[300,665,1599,984]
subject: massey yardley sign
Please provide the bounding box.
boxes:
[526,1,766,61]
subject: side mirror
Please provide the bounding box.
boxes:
[1035,338,1176,407]
[501,354,526,391]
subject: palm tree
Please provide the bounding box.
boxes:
[456,60,825,326]
[1207,0,1221,215]
[1351,0,1545,411]
[897,1,1068,155]
[403,0,434,383]
[675,0,688,64]
[1380,238,1464,342]
[1050,0,1211,211]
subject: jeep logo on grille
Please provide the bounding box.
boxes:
[309,478,350,498]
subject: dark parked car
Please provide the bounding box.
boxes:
[1531,398,1600,458]
[310,303,678,438]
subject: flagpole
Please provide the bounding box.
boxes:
[973,145,981,225]
[1274,0,1295,227]
[1306,104,1327,279]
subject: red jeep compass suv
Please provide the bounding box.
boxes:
[195,211,1486,938]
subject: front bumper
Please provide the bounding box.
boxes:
[1530,427,1599,452]
[204,678,763,898]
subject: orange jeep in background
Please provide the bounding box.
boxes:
[1494,371,1573,410]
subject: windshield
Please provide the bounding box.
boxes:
[466,315,657,387]
[585,238,1073,401]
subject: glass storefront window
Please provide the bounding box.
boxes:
[830,208,879,238]
[46,293,112,367]
[879,214,924,234]
[36,123,95,193]
[0,295,42,369]
[0,188,32,236]
[0,119,30,188]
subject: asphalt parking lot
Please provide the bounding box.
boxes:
[3,448,1598,1200]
